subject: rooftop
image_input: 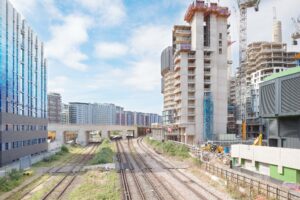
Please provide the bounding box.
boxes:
[264,67,300,81]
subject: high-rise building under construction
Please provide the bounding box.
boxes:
[235,15,298,138]
[161,1,230,144]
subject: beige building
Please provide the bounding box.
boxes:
[162,1,230,144]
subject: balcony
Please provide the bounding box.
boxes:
[204,79,211,84]
[174,95,181,101]
[188,54,196,60]
[174,87,181,94]
[188,63,196,69]
[188,79,195,84]
[188,87,195,92]
[175,30,191,36]
[174,64,180,71]
[174,79,181,86]
[188,112,195,116]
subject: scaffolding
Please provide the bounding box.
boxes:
[203,93,213,141]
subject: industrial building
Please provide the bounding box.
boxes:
[235,15,298,139]
[232,144,300,184]
[0,0,48,166]
[48,93,62,123]
[260,67,300,149]
[161,1,230,144]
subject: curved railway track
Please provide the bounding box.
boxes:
[137,137,223,200]
[127,139,181,200]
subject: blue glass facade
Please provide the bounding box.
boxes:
[0,0,47,166]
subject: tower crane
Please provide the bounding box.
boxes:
[237,0,260,65]
[292,16,300,45]
[236,0,260,140]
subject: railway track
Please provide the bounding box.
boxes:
[5,146,88,200]
[40,144,99,200]
[127,139,181,200]
[116,140,135,200]
[137,137,223,200]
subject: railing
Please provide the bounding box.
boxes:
[205,163,300,200]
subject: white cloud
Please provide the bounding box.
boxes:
[46,15,93,71]
[48,76,70,93]
[95,42,128,59]
[76,0,126,26]
[93,24,171,91]
[124,60,161,91]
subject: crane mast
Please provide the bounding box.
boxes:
[236,0,260,138]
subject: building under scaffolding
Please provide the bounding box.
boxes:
[203,93,214,141]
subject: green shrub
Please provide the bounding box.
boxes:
[61,145,69,153]
[0,169,25,192]
[145,137,190,159]
[91,147,114,165]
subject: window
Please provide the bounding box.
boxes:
[5,143,9,150]
[219,33,222,40]
[219,41,222,46]
[219,48,222,54]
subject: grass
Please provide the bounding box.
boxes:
[145,136,190,159]
[89,139,115,165]
[67,170,121,200]
[32,145,77,168]
[0,169,27,193]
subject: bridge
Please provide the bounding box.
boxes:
[48,124,145,146]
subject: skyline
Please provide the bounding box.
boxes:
[10,0,300,114]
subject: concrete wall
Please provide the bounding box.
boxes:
[232,145,300,171]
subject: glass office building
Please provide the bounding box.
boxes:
[0,0,48,166]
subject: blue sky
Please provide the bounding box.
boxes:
[10,0,300,114]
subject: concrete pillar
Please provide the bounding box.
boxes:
[122,131,127,139]
[102,130,109,139]
[77,130,88,146]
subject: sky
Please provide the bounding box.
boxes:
[9,0,300,114]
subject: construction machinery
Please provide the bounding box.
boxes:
[201,142,224,154]
[253,133,263,146]
[292,16,300,45]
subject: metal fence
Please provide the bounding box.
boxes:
[205,163,300,200]
[0,147,60,177]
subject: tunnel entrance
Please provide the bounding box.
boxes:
[64,131,78,144]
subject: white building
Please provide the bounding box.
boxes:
[162,1,230,144]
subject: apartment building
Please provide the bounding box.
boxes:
[69,102,93,125]
[0,0,48,166]
[161,1,230,144]
[48,93,62,124]
[227,77,237,134]
[161,46,175,126]
[61,104,70,124]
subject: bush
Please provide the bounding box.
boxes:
[61,145,69,153]
[145,137,190,159]
[0,169,25,192]
[92,147,114,164]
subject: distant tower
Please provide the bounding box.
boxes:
[272,7,282,43]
